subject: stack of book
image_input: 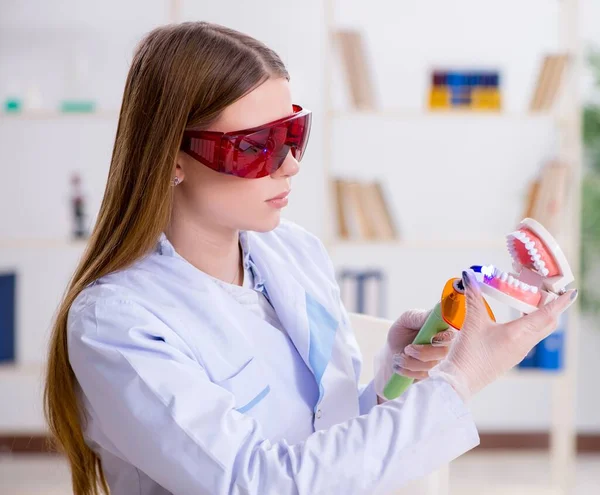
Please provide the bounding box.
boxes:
[333,179,399,241]
[338,268,386,317]
[429,69,501,111]
[521,160,570,237]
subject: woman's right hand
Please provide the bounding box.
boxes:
[429,269,578,402]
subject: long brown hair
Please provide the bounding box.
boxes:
[43,21,289,495]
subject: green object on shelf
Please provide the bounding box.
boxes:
[4,98,22,113]
[383,302,449,399]
[60,100,96,113]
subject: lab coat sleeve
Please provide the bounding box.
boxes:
[68,297,479,495]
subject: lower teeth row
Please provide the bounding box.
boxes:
[483,265,538,294]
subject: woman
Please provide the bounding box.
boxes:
[43,21,576,495]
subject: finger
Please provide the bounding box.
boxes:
[519,289,578,334]
[404,344,450,362]
[396,308,432,331]
[461,269,494,331]
[431,329,456,347]
[392,365,429,380]
[392,354,440,371]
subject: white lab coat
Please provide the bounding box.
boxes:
[67,219,480,495]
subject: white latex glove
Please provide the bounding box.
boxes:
[374,308,457,402]
[429,269,578,402]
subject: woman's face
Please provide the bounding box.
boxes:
[174,77,300,233]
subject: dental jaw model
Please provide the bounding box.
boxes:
[474,217,574,314]
[382,217,574,401]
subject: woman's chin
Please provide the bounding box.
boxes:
[250,211,282,233]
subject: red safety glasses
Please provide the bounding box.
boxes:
[180,104,312,179]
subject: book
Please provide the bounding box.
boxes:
[339,269,359,312]
[334,30,376,110]
[0,272,16,363]
[522,177,541,218]
[518,312,566,370]
[332,179,399,241]
[357,182,396,240]
[347,181,376,239]
[337,268,385,316]
[372,182,398,239]
[361,270,385,317]
[536,312,566,370]
[528,161,570,236]
[333,179,349,239]
[518,345,538,369]
[529,54,570,111]
[339,180,372,239]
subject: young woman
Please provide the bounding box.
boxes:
[43,21,576,495]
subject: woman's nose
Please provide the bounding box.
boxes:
[271,150,299,178]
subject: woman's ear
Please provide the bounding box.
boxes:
[174,151,188,184]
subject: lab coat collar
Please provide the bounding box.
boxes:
[156,231,265,291]
[157,231,251,269]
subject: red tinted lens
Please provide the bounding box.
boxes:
[181,133,220,171]
[224,112,311,178]
[287,111,311,162]
[227,126,289,178]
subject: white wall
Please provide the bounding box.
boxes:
[0,0,599,433]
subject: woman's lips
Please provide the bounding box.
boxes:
[266,190,290,208]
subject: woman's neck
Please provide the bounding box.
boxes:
[165,215,243,286]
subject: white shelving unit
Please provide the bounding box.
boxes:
[0,2,584,492]
[0,110,119,120]
[322,1,582,495]
[329,109,556,120]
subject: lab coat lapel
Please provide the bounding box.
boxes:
[248,241,312,369]
[248,232,341,403]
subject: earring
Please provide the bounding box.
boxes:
[172,176,180,186]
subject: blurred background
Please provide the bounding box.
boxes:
[1,0,599,494]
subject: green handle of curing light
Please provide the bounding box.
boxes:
[383,302,449,400]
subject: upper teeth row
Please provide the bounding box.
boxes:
[482,265,539,293]
[508,230,550,276]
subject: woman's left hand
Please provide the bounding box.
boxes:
[374,309,456,401]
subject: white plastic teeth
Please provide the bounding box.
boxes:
[508,230,550,277]
[484,264,539,293]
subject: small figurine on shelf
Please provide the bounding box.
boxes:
[71,173,88,239]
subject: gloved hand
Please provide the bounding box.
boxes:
[429,269,577,402]
[374,308,457,402]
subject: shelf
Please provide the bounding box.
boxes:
[0,238,88,249]
[328,238,507,250]
[0,363,44,377]
[505,368,565,381]
[0,110,119,120]
[329,109,554,120]
[453,484,562,495]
